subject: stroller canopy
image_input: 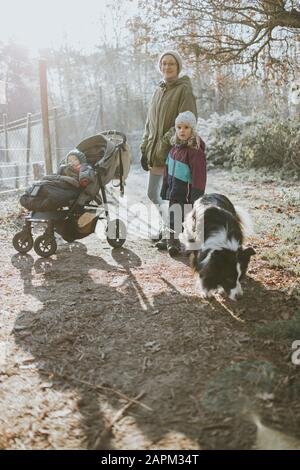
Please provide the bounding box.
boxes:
[76,134,115,167]
[76,132,131,189]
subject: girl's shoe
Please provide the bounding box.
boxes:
[155,238,167,250]
[167,239,181,257]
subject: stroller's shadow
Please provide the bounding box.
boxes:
[12,243,141,449]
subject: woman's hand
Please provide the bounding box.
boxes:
[140,153,149,171]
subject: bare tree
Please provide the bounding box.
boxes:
[135,0,300,77]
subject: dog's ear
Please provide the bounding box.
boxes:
[243,246,256,258]
[238,247,256,268]
[210,249,220,261]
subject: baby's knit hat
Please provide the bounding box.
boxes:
[65,149,87,164]
[158,50,182,74]
[175,111,197,130]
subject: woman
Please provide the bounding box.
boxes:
[140,50,197,241]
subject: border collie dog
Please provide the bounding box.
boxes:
[180,193,255,300]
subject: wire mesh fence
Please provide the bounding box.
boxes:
[0,82,146,195]
[0,113,42,194]
[0,104,102,194]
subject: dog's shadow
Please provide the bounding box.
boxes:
[210,274,298,325]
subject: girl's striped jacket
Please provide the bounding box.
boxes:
[161,135,206,204]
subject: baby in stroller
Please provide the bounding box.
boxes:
[19,149,97,213]
[13,131,130,257]
[58,149,94,188]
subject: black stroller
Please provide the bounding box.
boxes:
[13,131,130,258]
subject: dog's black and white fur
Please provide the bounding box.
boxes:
[180,193,255,300]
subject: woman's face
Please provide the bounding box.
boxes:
[160,54,178,81]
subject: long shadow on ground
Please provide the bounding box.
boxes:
[12,244,300,449]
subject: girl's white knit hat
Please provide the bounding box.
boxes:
[175,111,197,130]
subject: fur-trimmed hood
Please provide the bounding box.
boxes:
[170,131,198,148]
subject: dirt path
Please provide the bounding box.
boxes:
[0,167,299,449]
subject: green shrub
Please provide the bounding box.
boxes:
[199,112,300,179]
[234,121,299,172]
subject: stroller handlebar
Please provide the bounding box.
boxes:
[100,130,127,146]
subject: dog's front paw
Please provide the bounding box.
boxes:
[199,288,214,299]
[229,286,243,301]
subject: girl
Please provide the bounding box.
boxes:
[157,111,206,256]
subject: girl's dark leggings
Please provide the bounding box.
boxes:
[168,200,186,240]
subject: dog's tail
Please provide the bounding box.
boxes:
[235,205,254,237]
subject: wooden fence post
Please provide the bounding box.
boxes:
[32,162,44,180]
[14,163,20,189]
[39,59,53,175]
[25,113,31,185]
[53,107,61,170]
[3,113,9,163]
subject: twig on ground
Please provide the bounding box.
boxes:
[93,391,146,449]
[49,371,152,411]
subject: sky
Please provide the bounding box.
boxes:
[1,0,138,56]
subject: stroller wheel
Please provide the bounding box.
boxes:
[106,218,126,248]
[13,231,33,253]
[34,235,57,258]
